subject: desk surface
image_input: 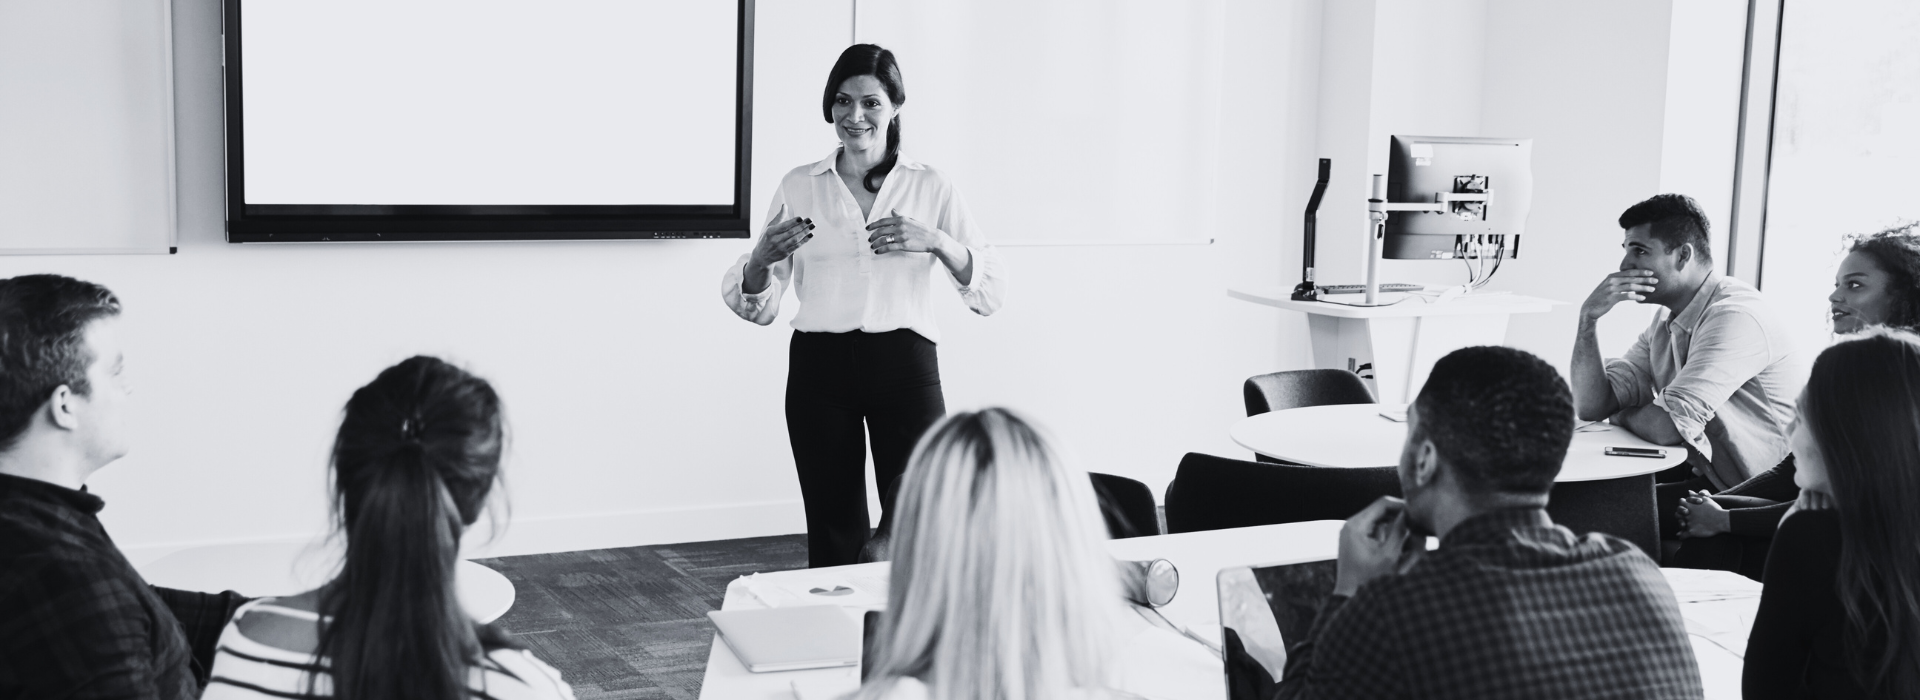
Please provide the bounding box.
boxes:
[1231,404,1684,481]
[694,522,1754,700]
[136,541,515,624]
[1228,287,1563,319]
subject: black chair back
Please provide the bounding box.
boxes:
[1090,472,1160,539]
[1243,369,1376,417]
[859,471,1161,563]
[1163,452,1401,534]
[1546,476,1660,559]
[1243,370,1376,464]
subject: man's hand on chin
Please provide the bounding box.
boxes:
[1333,497,1427,597]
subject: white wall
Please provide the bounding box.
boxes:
[0,0,1292,563]
[1,0,1742,563]
[1308,0,1740,376]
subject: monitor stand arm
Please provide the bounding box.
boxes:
[1358,176,1494,304]
[1290,159,1332,301]
[1291,164,1494,305]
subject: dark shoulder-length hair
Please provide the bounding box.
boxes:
[1847,221,1920,330]
[314,356,506,700]
[1802,329,1920,697]
[821,44,905,194]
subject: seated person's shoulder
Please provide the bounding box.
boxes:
[0,550,174,678]
[233,594,320,654]
[1775,507,1842,550]
[0,547,151,614]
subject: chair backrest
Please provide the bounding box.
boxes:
[1089,472,1160,539]
[1243,369,1376,417]
[1162,452,1402,534]
[859,471,1160,563]
[1545,477,1660,559]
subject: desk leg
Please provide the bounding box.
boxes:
[1305,315,1413,404]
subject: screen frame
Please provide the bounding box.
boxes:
[1382,135,1533,260]
[221,0,755,242]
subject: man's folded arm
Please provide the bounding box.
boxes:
[1656,309,1778,463]
[1613,403,1686,446]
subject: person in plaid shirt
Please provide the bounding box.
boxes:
[0,275,246,699]
[1277,346,1703,699]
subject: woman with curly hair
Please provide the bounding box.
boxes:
[1674,221,1920,578]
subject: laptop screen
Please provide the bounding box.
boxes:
[1216,558,1339,700]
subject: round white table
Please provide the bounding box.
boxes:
[1230,403,1683,481]
[696,523,1757,700]
[137,541,516,624]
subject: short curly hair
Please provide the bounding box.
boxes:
[1412,346,1574,496]
[1845,221,1920,331]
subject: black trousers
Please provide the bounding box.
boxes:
[786,329,945,568]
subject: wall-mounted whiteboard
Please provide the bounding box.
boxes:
[856,0,1224,245]
[0,0,177,254]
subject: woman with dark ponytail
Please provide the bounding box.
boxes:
[722,44,1008,567]
[202,356,573,700]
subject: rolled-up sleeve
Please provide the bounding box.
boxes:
[936,185,1006,317]
[1649,309,1776,463]
[1604,325,1658,410]
[720,193,793,325]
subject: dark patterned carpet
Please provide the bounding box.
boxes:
[475,534,809,699]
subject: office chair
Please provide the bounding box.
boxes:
[1243,370,1376,463]
[1090,472,1161,539]
[1546,476,1661,560]
[1163,452,1401,534]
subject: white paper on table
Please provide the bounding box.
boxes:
[791,671,860,700]
[1662,568,1764,661]
[738,569,891,610]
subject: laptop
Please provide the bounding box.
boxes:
[706,605,863,673]
[1216,557,1340,700]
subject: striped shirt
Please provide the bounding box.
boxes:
[201,600,574,700]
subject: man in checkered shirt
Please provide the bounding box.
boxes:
[1276,346,1703,699]
[0,275,246,699]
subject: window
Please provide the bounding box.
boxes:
[1756,0,1920,353]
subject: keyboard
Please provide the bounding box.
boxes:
[1316,283,1424,295]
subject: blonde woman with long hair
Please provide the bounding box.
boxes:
[851,408,1219,700]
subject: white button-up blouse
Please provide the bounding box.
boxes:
[721,149,1007,343]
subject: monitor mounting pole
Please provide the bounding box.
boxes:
[1290,159,1332,301]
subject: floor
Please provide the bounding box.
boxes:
[475,534,809,700]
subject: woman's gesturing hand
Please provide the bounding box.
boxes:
[751,203,814,269]
[867,209,947,255]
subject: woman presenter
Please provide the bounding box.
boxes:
[721,44,1006,568]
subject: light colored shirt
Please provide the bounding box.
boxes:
[721,149,1006,343]
[201,600,575,700]
[1605,274,1807,489]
